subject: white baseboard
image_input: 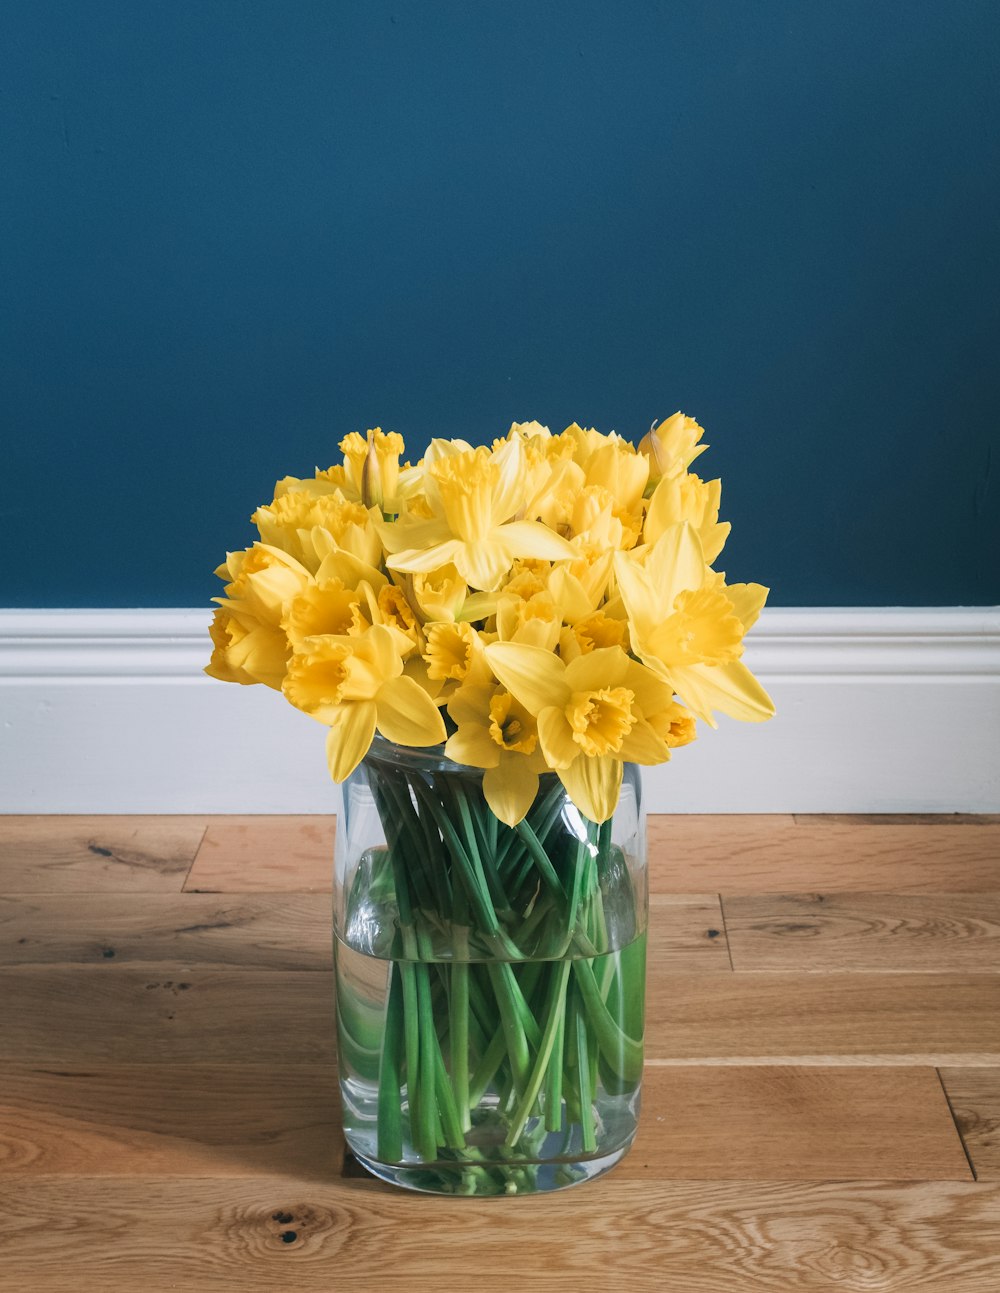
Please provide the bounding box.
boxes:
[1,607,997,813]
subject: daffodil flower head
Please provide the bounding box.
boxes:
[637,412,710,490]
[484,641,679,822]
[381,438,577,591]
[282,624,445,780]
[282,579,366,651]
[614,523,774,727]
[445,681,547,826]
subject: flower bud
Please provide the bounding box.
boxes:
[361,431,383,511]
[638,412,708,493]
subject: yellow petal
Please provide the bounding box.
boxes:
[387,537,465,574]
[375,675,447,747]
[646,522,706,604]
[377,516,453,557]
[669,660,776,727]
[536,706,579,769]
[455,539,513,591]
[485,642,570,714]
[617,716,671,766]
[483,758,539,828]
[621,656,678,715]
[724,582,769,631]
[315,550,388,590]
[498,520,578,563]
[702,521,731,565]
[557,754,623,824]
[546,567,594,621]
[490,434,527,524]
[563,646,630,694]
[445,722,501,769]
[325,700,377,781]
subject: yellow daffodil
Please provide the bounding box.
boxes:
[614,522,774,726]
[445,682,548,825]
[340,427,406,513]
[408,563,468,624]
[644,471,731,564]
[254,488,382,572]
[495,589,563,651]
[380,438,577,591]
[423,621,494,695]
[568,485,643,551]
[485,642,681,822]
[282,624,446,780]
[217,544,312,623]
[282,580,366,651]
[205,606,288,688]
[637,412,709,489]
[580,436,649,513]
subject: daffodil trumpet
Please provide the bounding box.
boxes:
[206,413,773,1195]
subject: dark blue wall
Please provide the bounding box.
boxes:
[3,1,998,607]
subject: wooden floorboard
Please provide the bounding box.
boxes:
[1,1177,998,1293]
[184,818,336,892]
[940,1068,1000,1180]
[0,816,205,893]
[648,816,1000,893]
[0,1063,966,1183]
[0,967,336,1064]
[723,893,1000,973]
[645,973,1000,1065]
[0,892,335,970]
[3,963,996,1068]
[0,892,727,973]
[1,813,998,1289]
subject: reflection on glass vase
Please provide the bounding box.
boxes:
[334,735,647,1196]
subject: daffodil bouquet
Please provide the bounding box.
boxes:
[207,415,773,1193]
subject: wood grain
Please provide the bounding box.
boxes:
[0,816,205,893]
[724,893,1000,973]
[1,1177,998,1292]
[940,1068,1000,1180]
[645,973,1000,1065]
[0,1063,964,1183]
[630,1065,970,1180]
[794,815,1000,827]
[0,892,724,973]
[648,893,731,970]
[3,965,996,1068]
[0,968,335,1064]
[0,1063,341,1179]
[0,893,333,969]
[185,818,336,892]
[648,816,1000,894]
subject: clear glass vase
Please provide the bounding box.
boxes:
[334,735,647,1196]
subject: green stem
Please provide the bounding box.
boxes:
[376,964,404,1161]
[504,960,572,1147]
[544,1004,566,1133]
[468,1025,508,1108]
[572,958,643,1083]
[412,780,521,957]
[514,818,567,900]
[450,929,471,1132]
[486,963,534,1098]
[570,996,597,1153]
[399,960,434,1158]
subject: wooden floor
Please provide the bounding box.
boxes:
[1,814,999,1291]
